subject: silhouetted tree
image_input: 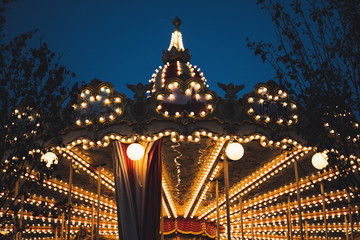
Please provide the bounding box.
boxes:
[248,0,360,199]
[0,0,78,236]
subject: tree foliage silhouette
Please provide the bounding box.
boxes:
[0,0,78,236]
[248,0,360,199]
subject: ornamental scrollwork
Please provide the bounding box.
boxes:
[72,81,125,127]
[245,83,298,127]
[154,78,216,119]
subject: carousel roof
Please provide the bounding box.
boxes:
[151,17,206,94]
[4,18,360,240]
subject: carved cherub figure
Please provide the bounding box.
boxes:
[126,83,154,99]
[217,82,245,99]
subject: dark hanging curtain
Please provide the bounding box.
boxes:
[112,139,162,240]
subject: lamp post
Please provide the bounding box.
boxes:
[223,156,231,240]
[320,182,328,240]
[216,180,220,240]
[239,197,244,240]
[93,163,105,240]
[61,212,65,240]
[312,152,329,240]
[96,168,101,240]
[91,203,94,240]
[287,195,292,240]
[67,158,73,240]
[294,160,304,240]
[224,141,244,239]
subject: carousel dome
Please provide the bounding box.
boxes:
[150,17,208,92]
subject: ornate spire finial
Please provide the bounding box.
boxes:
[173,17,181,31]
[168,18,184,51]
[162,17,191,64]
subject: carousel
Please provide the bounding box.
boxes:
[3,17,360,240]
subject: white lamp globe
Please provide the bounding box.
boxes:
[41,152,58,168]
[312,152,328,170]
[226,142,244,161]
[127,143,145,161]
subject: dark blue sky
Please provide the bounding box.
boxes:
[4,0,277,98]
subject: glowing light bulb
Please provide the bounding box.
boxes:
[126,143,145,161]
[226,142,244,161]
[41,152,58,168]
[312,152,328,170]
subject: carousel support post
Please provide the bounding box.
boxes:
[223,156,231,240]
[61,212,65,240]
[320,182,328,240]
[67,158,73,240]
[305,220,309,240]
[240,196,244,240]
[345,214,349,240]
[160,208,164,240]
[251,208,254,240]
[161,191,164,240]
[347,193,354,240]
[96,168,102,240]
[91,202,95,240]
[294,161,304,240]
[216,180,220,240]
[55,225,58,240]
[19,194,24,240]
[287,195,292,240]
[14,181,19,240]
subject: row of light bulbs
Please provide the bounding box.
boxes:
[162,178,177,218]
[168,30,184,51]
[200,149,307,219]
[206,169,341,221]
[220,232,350,240]
[21,170,117,211]
[1,210,117,228]
[184,141,224,218]
[226,206,356,227]
[162,199,171,219]
[1,200,119,237]
[206,168,339,222]
[207,183,356,239]
[237,190,349,221]
[150,63,168,90]
[2,227,118,237]
[60,150,116,192]
[61,131,309,152]
[190,165,221,218]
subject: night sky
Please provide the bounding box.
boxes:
[4,0,278,98]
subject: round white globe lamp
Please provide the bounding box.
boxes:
[127,143,145,161]
[226,142,244,161]
[41,152,58,168]
[312,152,328,170]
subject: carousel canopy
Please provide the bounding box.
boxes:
[3,18,359,240]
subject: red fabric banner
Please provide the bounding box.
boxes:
[113,140,162,240]
[141,140,162,240]
[163,218,216,238]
